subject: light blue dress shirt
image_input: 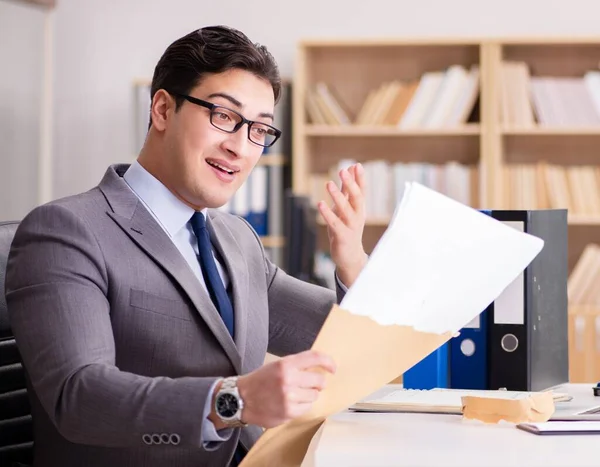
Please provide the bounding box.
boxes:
[123,161,231,445]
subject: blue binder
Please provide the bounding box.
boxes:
[403,344,449,390]
[448,209,491,390]
[449,310,488,389]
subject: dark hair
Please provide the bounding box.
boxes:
[149,25,281,126]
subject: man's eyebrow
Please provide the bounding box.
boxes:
[207,92,274,121]
[207,92,242,108]
[258,111,274,120]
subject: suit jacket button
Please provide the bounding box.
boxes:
[170,434,181,445]
[160,433,170,444]
[142,434,153,445]
[151,434,161,444]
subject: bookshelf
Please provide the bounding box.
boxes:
[489,40,600,277]
[292,37,600,383]
[293,37,600,265]
[293,38,484,257]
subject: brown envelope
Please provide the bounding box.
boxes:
[240,304,453,467]
[461,392,555,424]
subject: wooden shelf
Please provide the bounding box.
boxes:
[502,127,600,136]
[299,38,483,47]
[260,236,285,248]
[568,215,600,226]
[299,37,600,47]
[317,217,390,227]
[305,125,480,137]
[318,214,600,227]
[364,218,392,227]
[257,153,287,166]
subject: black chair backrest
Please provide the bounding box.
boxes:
[0,221,33,466]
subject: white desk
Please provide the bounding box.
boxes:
[305,383,600,466]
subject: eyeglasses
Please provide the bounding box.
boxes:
[169,92,281,148]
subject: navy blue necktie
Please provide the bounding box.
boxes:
[190,212,235,338]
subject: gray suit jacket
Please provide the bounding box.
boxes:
[5,164,341,467]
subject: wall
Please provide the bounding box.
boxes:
[0,1,45,220]
[7,0,600,205]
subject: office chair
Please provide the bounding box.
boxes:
[0,221,34,467]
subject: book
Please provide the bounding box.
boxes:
[517,421,600,435]
[350,388,572,414]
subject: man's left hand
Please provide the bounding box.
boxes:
[318,163,368,289]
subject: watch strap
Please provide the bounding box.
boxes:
[221,376,239,390]
[216,376,247,427]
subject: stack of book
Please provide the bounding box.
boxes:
[568,244,600,383]
[308,159,476,221]
[504,163,600,215]
[305,64,480,128]
[499,62,600,127]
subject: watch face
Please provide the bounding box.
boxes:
[217,393,239,419]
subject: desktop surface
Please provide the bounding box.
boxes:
[304,383,599,467]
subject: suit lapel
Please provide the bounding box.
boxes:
[207,212,250,362]
[99,165,242,373]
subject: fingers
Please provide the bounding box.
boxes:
[318,199,344,233]
[320,164,366,231]
[338,169,350,201]
[288,388,321,404]
[277,361,328,391]
[283,400,313,420]
[340,165,365,216]
[240,351,336,428]
[297,369,328,391]
[289,350,337,374]
[354,163,366,191]
[326,180,353,224]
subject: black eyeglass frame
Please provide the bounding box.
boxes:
[168,91,282,148]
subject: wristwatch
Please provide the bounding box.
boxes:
[215,376,247,427]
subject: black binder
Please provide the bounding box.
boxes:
[486,209,568,392]
[283,191,324,286]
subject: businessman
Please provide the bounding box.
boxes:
[5,25,368,467]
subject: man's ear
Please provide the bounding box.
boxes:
[150,89,173,132]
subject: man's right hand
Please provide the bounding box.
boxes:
[236,350,336,428]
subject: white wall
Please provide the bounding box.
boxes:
[0,1,45,221]
[11,0,600,204]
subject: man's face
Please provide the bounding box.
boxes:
[159,69,275,210]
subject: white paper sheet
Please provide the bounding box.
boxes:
[519,421,600,432]
[340,182,544,334]
[371,388,538,406]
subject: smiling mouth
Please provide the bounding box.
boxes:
[207,160,236,175]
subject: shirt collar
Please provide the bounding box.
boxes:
[123,160,206,238]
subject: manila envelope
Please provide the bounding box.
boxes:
[239,304,454,467]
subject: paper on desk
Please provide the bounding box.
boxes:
[240,182,544,467]
[352,388,568,413]
[518,420,600,433]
